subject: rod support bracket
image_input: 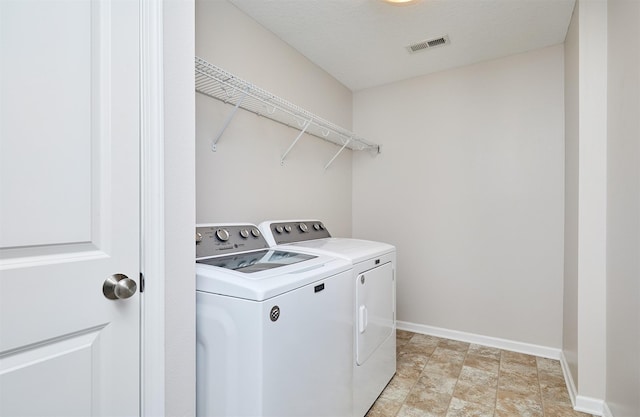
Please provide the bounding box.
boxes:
[280,119,312,164]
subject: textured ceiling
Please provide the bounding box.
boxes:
[228,0,576,91]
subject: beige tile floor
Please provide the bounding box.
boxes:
[366,330,594,417]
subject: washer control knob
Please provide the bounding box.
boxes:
[196,232,203,244]
[275,225,284,234]
[215,228,230,242]
[299,223,308,232]
[313,223,321,231]
[284,225,292,233]
[239,229,249,238]
[251,228,261,237]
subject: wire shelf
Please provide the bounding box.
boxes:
[195,56,380,160]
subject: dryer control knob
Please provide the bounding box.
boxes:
[284,225,292,233]
[239,229,249,238]
[251,228,261,237]
[299,223,308,232]
[215,228,230,242]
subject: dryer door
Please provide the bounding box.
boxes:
[356,262,394,365]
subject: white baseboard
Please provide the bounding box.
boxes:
[559,351,606,416]
[560,351,578,405]
[575,396,605,416]
[397,320,562,359]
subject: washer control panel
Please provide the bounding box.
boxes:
[196,224,268,259]
[269,221,331,244]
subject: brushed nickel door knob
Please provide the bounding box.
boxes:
[103,274,137,300]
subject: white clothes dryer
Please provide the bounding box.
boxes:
[195,223,353,417]
[258,220,397,417]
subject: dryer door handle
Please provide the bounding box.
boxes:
[359,305,368,334]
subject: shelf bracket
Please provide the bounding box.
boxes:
[280,119,311,165]
[324,138,352,170]
[211,88,249,151]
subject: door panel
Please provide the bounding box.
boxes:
[356,262,394,366]
[1,328,102,416]
[1,0,93,248]
[0,1,140,416]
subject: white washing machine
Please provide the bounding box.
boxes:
[258,220,396,417]
[195,223,354,417]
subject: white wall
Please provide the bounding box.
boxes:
[563,0,608,410]
[195,0,354,236]
[562,1,640,414]
[164,0,196,416]
[353,46,565,349]
[576,0,608,403]
[563,0,580,386]
[606,0,640,415]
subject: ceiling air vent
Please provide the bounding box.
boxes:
[407,35,450,54]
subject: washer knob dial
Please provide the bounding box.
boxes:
[284,225,292,233]
[239,229,249,238]
[299,223,308,232]
[313,223,321,231]
[275,225,284,234]
[215,228,230,242]
[251,228,261,237]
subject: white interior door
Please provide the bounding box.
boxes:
[0,1,141,416]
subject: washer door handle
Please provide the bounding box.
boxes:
[359,305,368,334]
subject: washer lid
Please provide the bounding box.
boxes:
[196,251,351,301]
[197,249,316,274]
[284,238,395,264]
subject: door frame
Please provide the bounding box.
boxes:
[140,1,195,414]
[140,0,165,415]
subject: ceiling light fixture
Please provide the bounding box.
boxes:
[383,0,419,5]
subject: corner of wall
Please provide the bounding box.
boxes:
[162,0,197,416]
